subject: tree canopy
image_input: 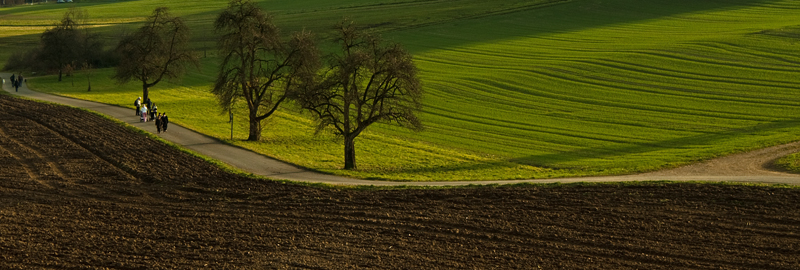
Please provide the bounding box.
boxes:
[113,7,198,102]
[296,20,423,170]
[37,8,101,82]
[212,0,320,141]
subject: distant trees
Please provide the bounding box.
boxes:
[295,20,423,170]
[113,7,199,103]
[38,9,82,81]
[3,0,31,6]
[3,8,105,80]
[212,0,320,141]
[38,8,102,82]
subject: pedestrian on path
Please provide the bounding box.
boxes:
[161,113,169,132]
[140,105,148,122]
[12,74,19,92]
[145,97,152,112]
[150,104,158,121]
[134,97,141,116]
[155,113,162,133]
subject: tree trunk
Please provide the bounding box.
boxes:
[58,69,62,82]
[247,111,261,141]
[142,83,149,104]
[344,135,356,170]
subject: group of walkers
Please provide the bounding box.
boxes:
[9,74,24,92]
[134,96,169,134]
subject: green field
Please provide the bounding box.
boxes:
[4,0,800,181]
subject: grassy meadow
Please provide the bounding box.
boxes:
[4,0,800,181]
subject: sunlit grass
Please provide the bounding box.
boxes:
[16,0,800,181]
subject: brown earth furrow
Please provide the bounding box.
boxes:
[282,209,764,269]
[0,107,146,200]
[1,89,800,269]
[0,121,58,188]
[0,140,38,182]
[1,122,73,182]
[0,100,142,184]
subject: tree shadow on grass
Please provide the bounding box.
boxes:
[5,0,789,83]
[387,118,800,179]
[384,0,789,54]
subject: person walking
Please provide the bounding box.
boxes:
[140,105,148,122]
[134,97,141,116]
[12,74,19,92]
[17,74,23,87]
[161,113,169,132]
[145,97,152,113]
[150,104,158,121]
[155,113,163,134]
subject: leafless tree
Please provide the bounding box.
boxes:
[38,8,88,81]
[8,9,106,76]
[296,20,423,170]
[113,7,199,102]
[212,0,320,141]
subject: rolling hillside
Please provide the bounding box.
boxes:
[4,0,800,180]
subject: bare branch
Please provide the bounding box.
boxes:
[294,19,423,169]
[212,0,321,141]
[113,7,199,101]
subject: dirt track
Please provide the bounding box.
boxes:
[1,90,800,269]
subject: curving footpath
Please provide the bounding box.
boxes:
[4,73,800,186]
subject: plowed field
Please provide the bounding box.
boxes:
[1,94,798,269]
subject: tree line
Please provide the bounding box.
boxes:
[4,8,112,83]
[5,0,423,170]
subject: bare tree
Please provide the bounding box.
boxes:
[8,8,107,77]
[113,7,199,102]
[212,0,320,141]
[38,8,86,82]
[296,20,423,170]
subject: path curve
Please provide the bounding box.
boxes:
[4,73,800,186]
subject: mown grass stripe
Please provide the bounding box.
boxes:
[9,0,800,180]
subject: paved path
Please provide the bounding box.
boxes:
[4,73,800,186]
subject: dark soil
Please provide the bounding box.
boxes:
[0,93,798,269]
